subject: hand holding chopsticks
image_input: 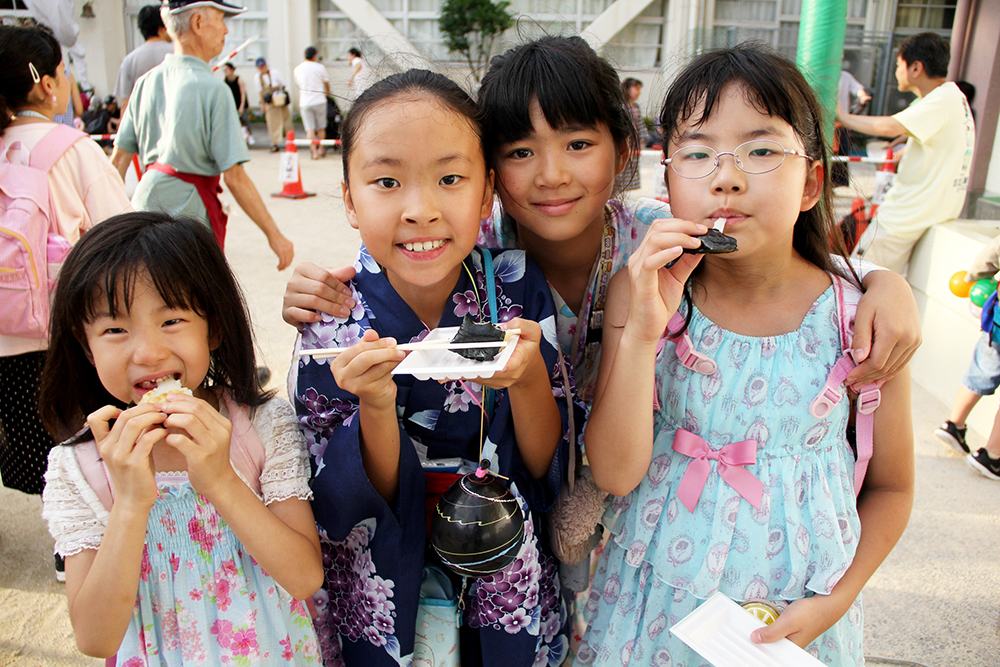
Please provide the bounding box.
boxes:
[299,329,521,360]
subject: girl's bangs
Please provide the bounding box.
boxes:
[82,239,204,324]
[485,54,615,145]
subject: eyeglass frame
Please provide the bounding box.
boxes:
[660,140,815,179]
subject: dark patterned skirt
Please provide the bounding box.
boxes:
[0,351,56,494]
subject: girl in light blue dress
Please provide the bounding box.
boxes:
[581,44,915,666]
[41,212,322,665]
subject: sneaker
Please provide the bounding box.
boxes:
[934,420,969,454]
[967,448,1000,480]
[54,554,65,583]
[270,145,280,153]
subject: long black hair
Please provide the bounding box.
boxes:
[0,25,62,133]
[40,212,271,441]
[477,36,637,179]
[340,68,484,184]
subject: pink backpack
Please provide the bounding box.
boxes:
[0,124,85,338]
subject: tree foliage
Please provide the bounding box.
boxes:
[438,0,514,83]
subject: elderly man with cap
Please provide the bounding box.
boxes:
[110,0,294,269]
[255,56,292,152]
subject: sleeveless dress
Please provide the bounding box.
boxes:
[42,397,321,665]
[577,282,865,667]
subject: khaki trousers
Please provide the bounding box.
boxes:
[264,104,292,147]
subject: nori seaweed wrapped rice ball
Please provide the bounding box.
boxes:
[688,228,738,255]
[451,315,507,361]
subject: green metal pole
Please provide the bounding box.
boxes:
[796,0,848,143]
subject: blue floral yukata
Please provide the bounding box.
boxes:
[577,279,866,667]
[295,246,585,667]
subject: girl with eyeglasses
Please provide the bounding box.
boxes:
[580,43,914,666]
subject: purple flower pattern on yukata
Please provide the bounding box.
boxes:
[298,389,357,474]
[467,491,567,663]
[442,380,481,414]
[313,521,399,666]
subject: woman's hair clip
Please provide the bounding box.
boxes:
[29,62,41,84]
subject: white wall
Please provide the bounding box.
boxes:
[908,221,1000,439]
[985,120,1000,195]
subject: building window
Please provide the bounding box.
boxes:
[218,0,268,65]
[0,0,32,27]
[895,0,957,31]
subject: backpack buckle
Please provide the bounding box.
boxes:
[810,386,843,419]
[857,388,881,415]
[675,334,717,375]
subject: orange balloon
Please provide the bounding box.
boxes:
[950,270,973,298]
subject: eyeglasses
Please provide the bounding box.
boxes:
[661,140,813,179]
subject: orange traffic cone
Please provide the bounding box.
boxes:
[869,146,895,218]
[272,131,316,199]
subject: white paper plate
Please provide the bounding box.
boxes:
[670,592,825,667]
[392,326,519,381]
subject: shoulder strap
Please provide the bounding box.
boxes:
[28,124,87,173]
[223,392,266,498]
[810,275,879,496]
[74,440,115,512]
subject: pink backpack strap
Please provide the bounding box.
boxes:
[223,392,266,498]
[74,439,115,512]
[808,275,879,495]
[651,312,717,411]
[661,312,717,375]
[27,124,87,173]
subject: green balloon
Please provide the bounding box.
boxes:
[969,278,997,307]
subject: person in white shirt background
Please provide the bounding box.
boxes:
[293,45,331,159]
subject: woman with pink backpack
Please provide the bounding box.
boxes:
[0,24,130,576]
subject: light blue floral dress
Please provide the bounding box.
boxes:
[43,397,321,666]
[577,280,866,667]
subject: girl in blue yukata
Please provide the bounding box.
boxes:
[293,69,583,667]
[580,44,915,666]
[39,212,323,665]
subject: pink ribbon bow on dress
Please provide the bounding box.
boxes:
[672,428,764,513]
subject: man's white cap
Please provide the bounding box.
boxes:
[163,0,246,15]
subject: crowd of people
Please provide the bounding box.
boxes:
[0,0,991,664]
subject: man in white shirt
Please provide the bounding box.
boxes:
[114,4,173,113]
[837,32,975,275]
[293,46,331,159]
[255,56,292,152]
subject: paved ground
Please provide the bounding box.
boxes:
[1,144,997,666]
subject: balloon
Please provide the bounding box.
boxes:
[949,270,973,298]
[431,464,525,578]
[969,278,997,308]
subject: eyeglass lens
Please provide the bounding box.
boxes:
[669,140,787,179]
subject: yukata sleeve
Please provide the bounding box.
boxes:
[293,304,425,544]
[486,250,584,514]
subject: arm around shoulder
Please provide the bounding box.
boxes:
[585,270,660,496]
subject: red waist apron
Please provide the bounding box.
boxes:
[146,162,228,249]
